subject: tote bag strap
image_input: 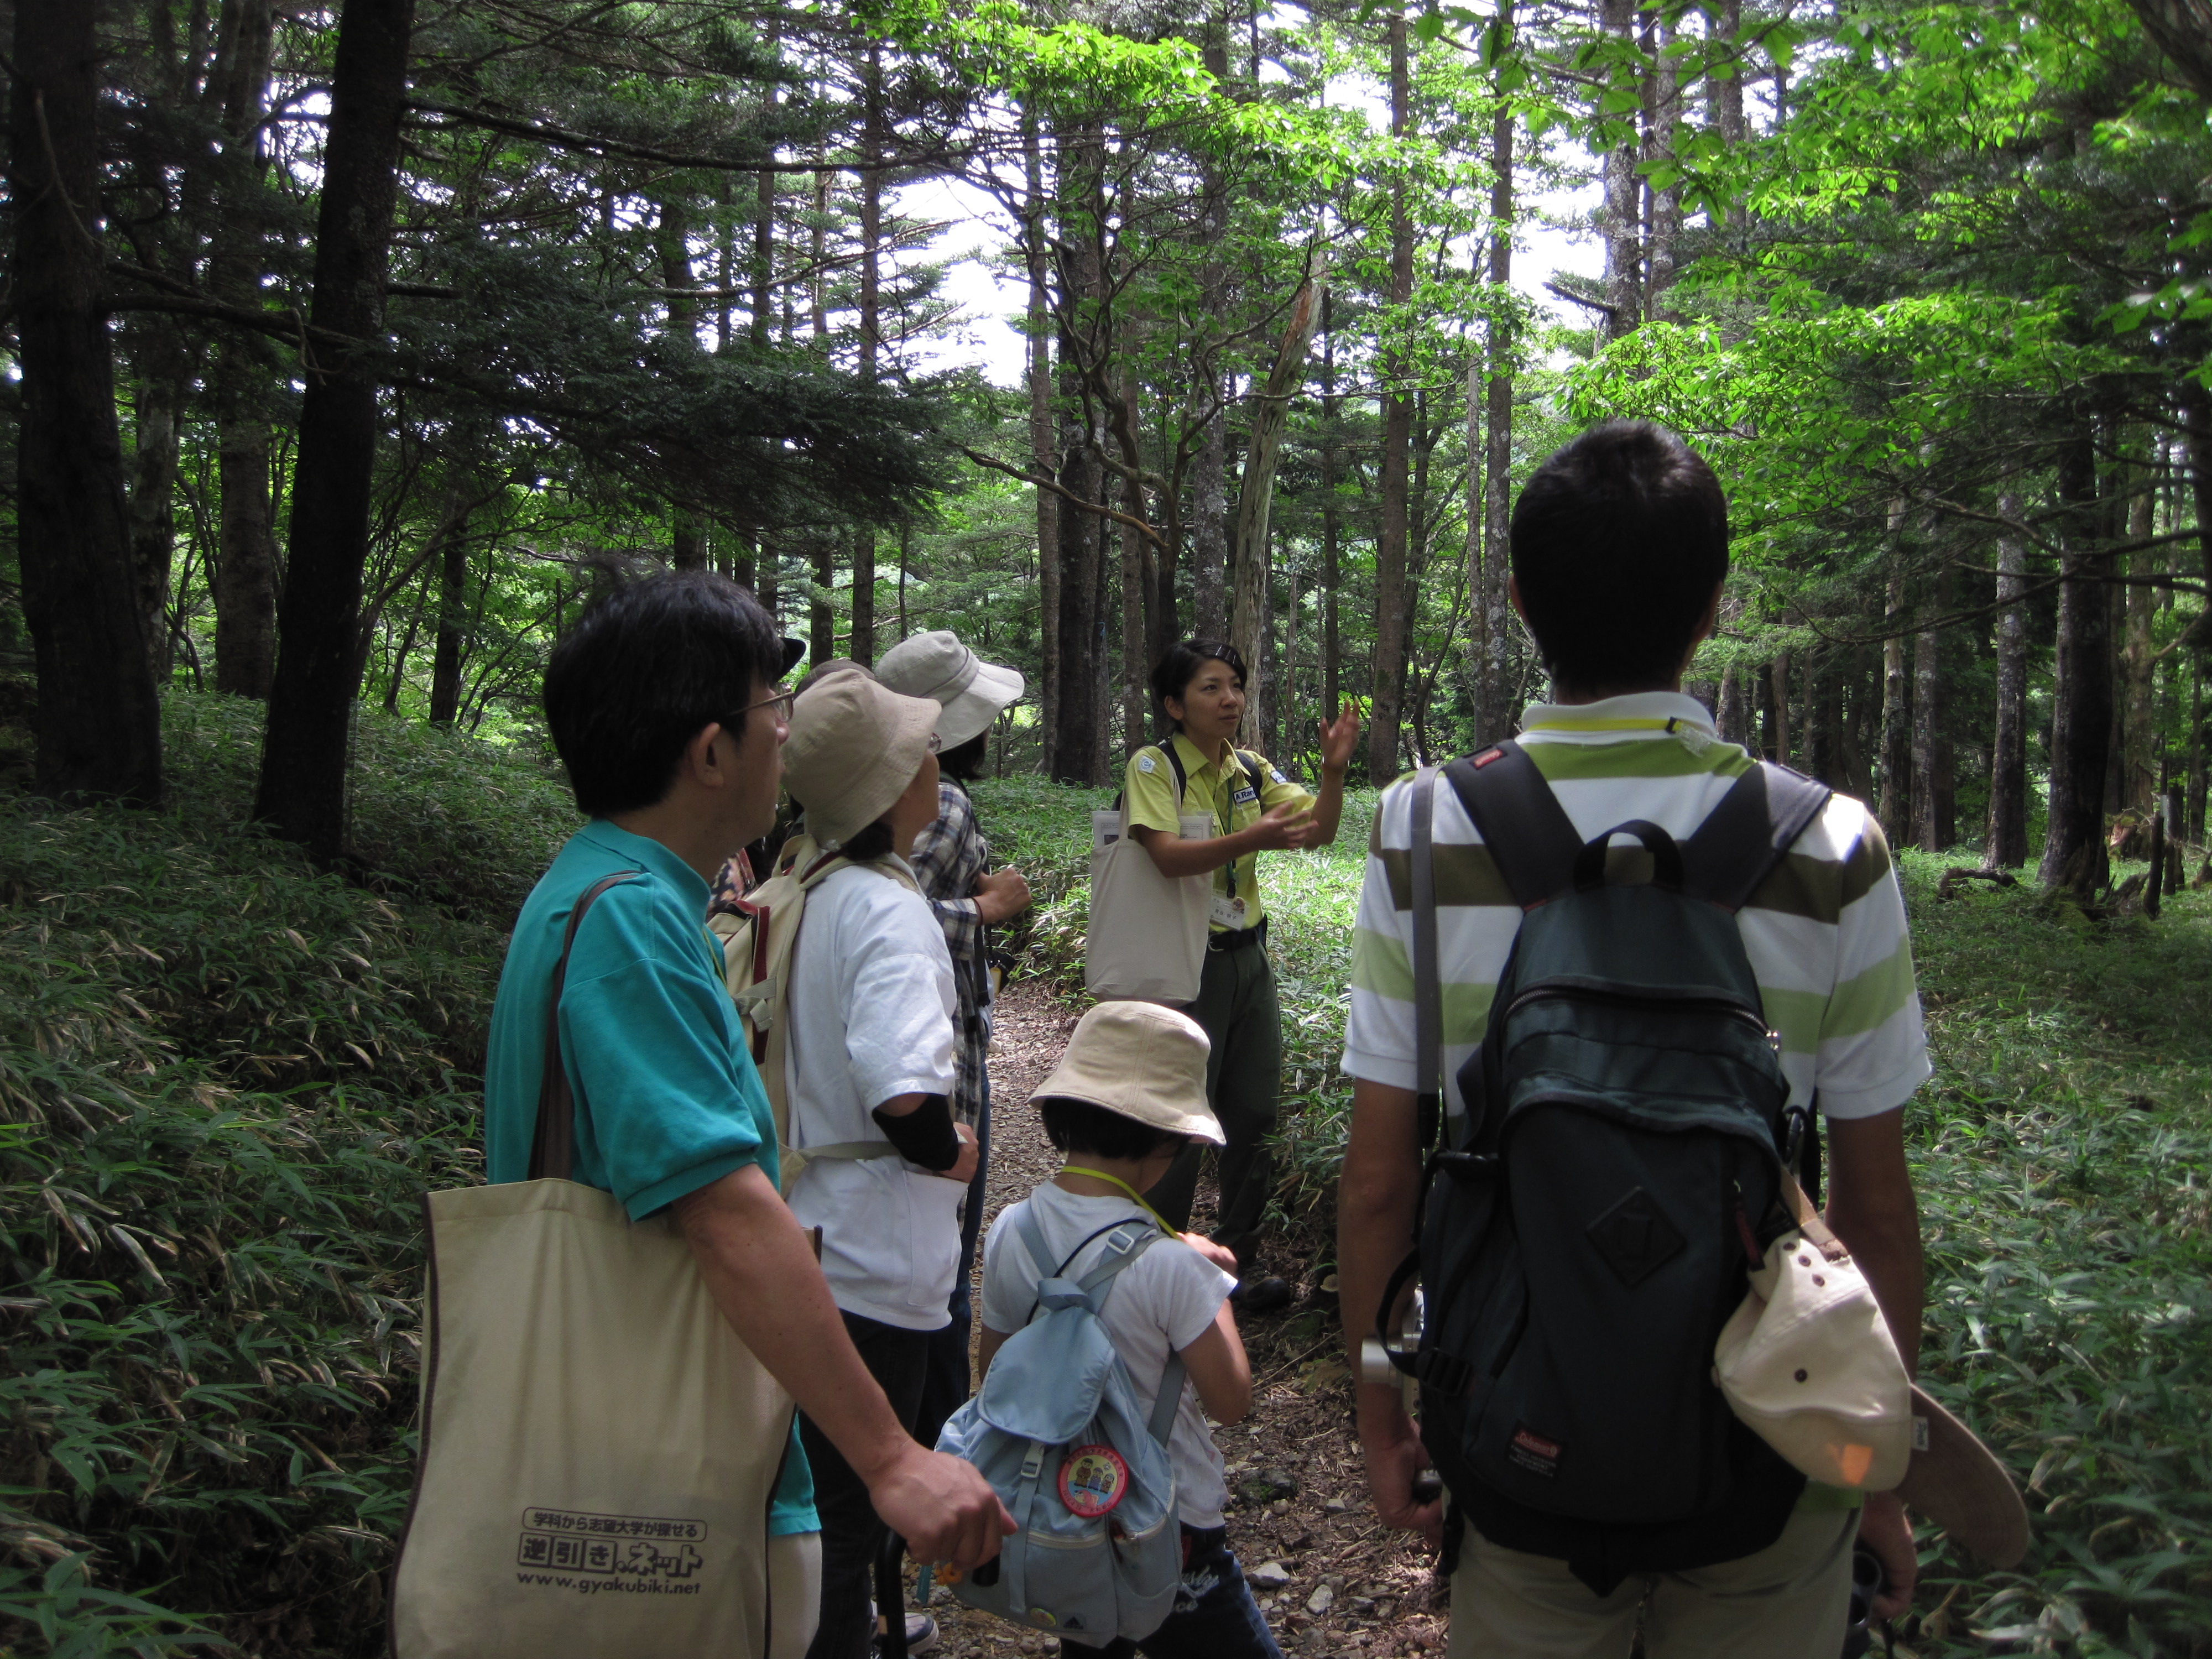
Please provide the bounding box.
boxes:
[527,870,645,1181]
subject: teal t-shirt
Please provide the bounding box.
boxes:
[485,820,815,1535]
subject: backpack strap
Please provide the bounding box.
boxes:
[1439,740,1581,909]
[528,870,645,1181]
[1019,1213,1193,1448]
[1679,761,1834,913]
[1410,768,1443,1152]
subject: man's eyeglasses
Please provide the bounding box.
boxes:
[718,690,795,734]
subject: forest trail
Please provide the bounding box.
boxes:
[928,984,1447,1657]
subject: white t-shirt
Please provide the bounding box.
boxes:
[979,1183,1236,1528]
[785,862,964,1332]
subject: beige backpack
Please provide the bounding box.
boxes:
[708,834,921,1191]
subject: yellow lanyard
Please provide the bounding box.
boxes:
[1060,1167,1179,1235]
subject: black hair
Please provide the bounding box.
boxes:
[1149,639,1247,731]
[1510,421,1729,695]
[838,818,898,863]
[939,730,989,781]
[1038,1097,1189,1162]
[543,570,782,817]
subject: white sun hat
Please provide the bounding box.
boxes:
[875,630,1025,751]
[1029,1001,1225,1146]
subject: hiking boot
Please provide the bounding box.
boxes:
[1232,1275,1295,1314]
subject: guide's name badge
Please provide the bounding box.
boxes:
[1211,892,1248,928]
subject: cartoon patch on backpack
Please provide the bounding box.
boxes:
[1058,1446,1130,1518]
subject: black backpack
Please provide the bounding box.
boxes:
[1379,739,1833,1595]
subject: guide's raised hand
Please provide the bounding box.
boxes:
[1248,801,1317,852]
[1317,700,1360,773]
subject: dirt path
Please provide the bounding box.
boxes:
[927,984,1447,1657]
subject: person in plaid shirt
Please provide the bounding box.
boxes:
[876,632,1032,1455]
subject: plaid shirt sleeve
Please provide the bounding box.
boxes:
[906,782,994,1125]
[909,786,985,963]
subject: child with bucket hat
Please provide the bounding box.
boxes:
[974,1002,1284,1659]
[779,671,987,1659]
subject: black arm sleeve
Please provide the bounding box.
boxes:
[870,1093,962,1171]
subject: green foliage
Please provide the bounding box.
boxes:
[159,692,577,925]
[0,695,514,1656]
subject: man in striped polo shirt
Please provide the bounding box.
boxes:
[1338,422,1930,1657]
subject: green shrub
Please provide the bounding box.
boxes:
[0,695,509,1656]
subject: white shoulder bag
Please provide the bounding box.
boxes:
[1083,746,1214,1004]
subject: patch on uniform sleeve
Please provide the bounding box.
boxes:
[1271,768,1288,784]
[1136,753,1157,773]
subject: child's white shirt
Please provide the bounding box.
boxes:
[979,1182,1237,1528]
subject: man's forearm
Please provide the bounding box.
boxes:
[1823,1112,1924,1374]
[1339,1079,1422,1423]
[674,1165,912,1487]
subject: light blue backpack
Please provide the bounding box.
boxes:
[933,1212,1188,1647]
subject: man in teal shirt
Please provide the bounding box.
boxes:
[484,571,1009,1648]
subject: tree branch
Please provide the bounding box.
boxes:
[958,445,1164,549]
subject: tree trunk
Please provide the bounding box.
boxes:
[207,0,281,701]
[1366,11,1415,786]
[2039,428,2116,888]
[127,331,187,686]
[429,517,470,727]
[1911,586,1949,851]
[1052,124,1105,784]
[1643,12,1682,321]
[1987,495,2031,867]
[1026,108,1060,765]
[656,197,708,571]
[1599,0,1642,338]
[1192,406,1229,639]
[1189,28,1232,643]
[1230,261,1324,747]
[1803,654,1833,784]
[1477,65,1516,745]
[753,29,777,351]
[2188,656,2205,848]
[1768,650,1791,768]
[214,427,280,696]
[1880,567,1912,846]
[252,0,418,855]
[1321,292,1341,721]
[849,45,885,664]
[809,540,835,664]
[1092,511,1113,783]
[9,0,164,804]
[1718,659,1747,747]
[2122,464,2158,815]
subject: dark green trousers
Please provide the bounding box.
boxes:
[1145,941,1281,1269]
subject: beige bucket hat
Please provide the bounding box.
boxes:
[1714,1237,1914,1493]
[1030,1001,1225,1145]
[876,629,1025,750]
[782,672,939,851]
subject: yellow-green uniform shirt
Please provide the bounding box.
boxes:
[1124,733,1314,931]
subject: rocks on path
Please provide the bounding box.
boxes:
[926,984,1447,1657]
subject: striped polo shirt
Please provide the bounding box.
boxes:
[1341,692,1931,1125]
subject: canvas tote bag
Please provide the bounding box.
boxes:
[390,872,798,1658]
[1083,798,1212,1004]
